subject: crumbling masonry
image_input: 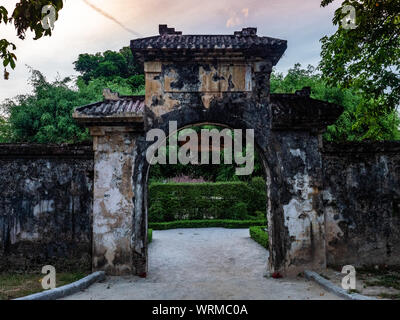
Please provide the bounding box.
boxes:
[72,25,354,276]
[1,26,399,276]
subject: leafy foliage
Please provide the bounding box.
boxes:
[271,63,400,141]
[1,45,145,143]
[149,219,267,230]
[0,1,64,78]
[2,69,93,143]
[0,39,16,79]
[148,180,266,222]
[73,47,144,89]
[320,0,400,140]
[249,226,269,249]
[0,117,13,143]
[76,75,145,99]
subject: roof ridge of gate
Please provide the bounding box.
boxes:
[131,25,287,65]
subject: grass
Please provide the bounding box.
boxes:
[0,272,88,300]
[378,293,400,300]
[357,268,400,300]
[149,219,266,230]
[347,289,360,294]
[249,226,269,249]
[364,274,400,290]
[148,229,153,243]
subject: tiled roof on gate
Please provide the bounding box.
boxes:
[270,88,344,130]
[74,95,145,117]
[131,25,287,64]
[73,89,145,126]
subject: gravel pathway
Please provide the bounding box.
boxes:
[64,228,340,300]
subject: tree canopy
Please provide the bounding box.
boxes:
[0,54,145,144]
[320,0,400,140]
[73,47,145,95]
[271,63,400,141]
[1,69,91,144]
[74,47,143,83]
[1,61,398,144]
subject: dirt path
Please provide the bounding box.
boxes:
[64,228,340,300]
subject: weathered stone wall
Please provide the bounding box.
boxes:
[70,27,344,277]
[144,61,255,117]
[0,144,93,272]
[128,55,330,277]
[269,131,326,275]
[322,142,400,268]
[90,127,137,275]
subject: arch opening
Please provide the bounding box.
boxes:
[132,119,274,277]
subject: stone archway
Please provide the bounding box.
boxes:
[131,114,274,277]
[73,25,343,277]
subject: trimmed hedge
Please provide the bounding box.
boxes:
[148,229,153,243]
[149,179,266,222]
[149,219,266,230]
[249,226,269,249]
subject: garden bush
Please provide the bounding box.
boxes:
[249,226,269,249]
[148,229,153,244]
[247,177,267,215]
[149,219,266,230]
[148,180,267,222]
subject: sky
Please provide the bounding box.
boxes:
[0,0,341,103]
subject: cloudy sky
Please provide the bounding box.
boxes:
[0,0,341,103]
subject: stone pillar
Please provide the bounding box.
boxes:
[267,131,327,276]
[90,127,136,275]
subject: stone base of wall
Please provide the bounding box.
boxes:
[323,142,400,268]
[0,242,91,273]
[0,143,94,273]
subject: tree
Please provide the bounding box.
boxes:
[320,0,400,140]
[2,69,92,143]
[76,75,145,99]
[73,47,143,83]
[73,47,144,94]
[1,62,146,144]
[0,0,64,79]
[0,116,13,142]
[119,46,144,75]
[271,63,400,141]
[1,43,147,144]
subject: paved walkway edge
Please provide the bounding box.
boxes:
[304,270,377,300]
[14,271,106,300]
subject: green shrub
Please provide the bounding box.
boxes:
[149,219,266,230]
[148,202,165,222]
[254,211,266,220]
[231,202,248,220]
[247,177,267,215]
[148,181,267,222]
[249,226,269,249]
[148,229,153,244]
[249,176,265,190]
